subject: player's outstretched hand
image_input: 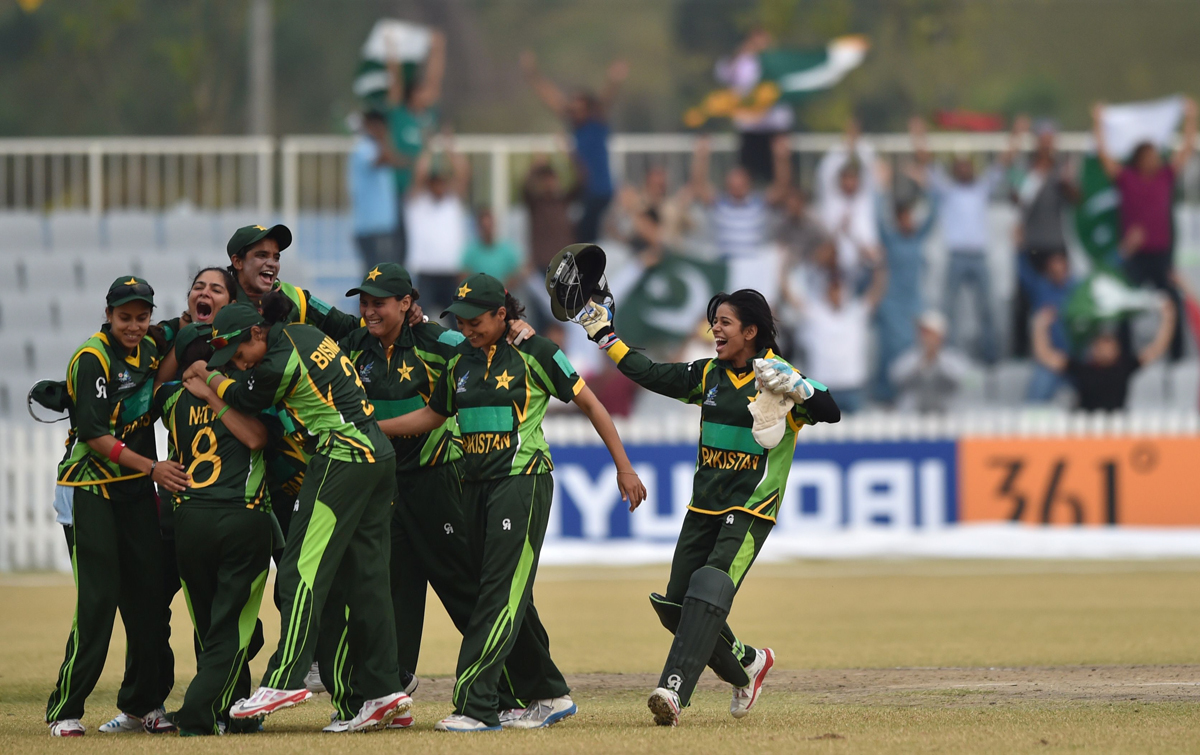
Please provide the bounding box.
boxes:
[507,319,536,345]
[617,469,647,512]
[153,459,191,492]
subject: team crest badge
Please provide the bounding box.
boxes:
[703,386,718,406]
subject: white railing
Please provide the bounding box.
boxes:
[3,410,1197,571]
[2,131,1102,224]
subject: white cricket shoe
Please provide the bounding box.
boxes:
[305,663,326,694]
[506,696,577,729]
[497,707,526,728]
[434,714,501,732]
[49,719,85,737]
[229,686,312,719]
[142,707,176,733]
[348,691,411,732]
[98,712,142,733]
[731,647,775,719]
[322,711,352,733]
[648,687,681,727]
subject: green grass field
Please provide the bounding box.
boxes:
[4,560,1200,753]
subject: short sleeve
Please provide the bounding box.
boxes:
[152,383,178,423]
[70,352,111,442]
[428,358,457,417]
[529,341,583,403]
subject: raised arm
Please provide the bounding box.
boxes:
[409,31,446,111]
[1091,102,1121,180]
[598,58,629,114]
[688,135,716,206]
[445,132,471,199]
[520,50,567,117]
[1138,296,1177,366]
[764,133,793,205]
[1031,306,1068,373]
[573,385,647,511]
[1172,97,1197,174]
[909,115,932,166]
[865,262,889,313]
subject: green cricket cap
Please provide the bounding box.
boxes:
[226,223,293,259]
[207,303,264,368]
[442,273,507,320]
[346,263,413,299]
[173,323,212,365]
[106,276,155,308]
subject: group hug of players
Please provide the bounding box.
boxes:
[37,224,840,737]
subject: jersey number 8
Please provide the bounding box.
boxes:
[187,427,222,489]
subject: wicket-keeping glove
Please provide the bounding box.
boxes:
[754,358,815,403]
[748,389,794,449]
[579,303,617,347]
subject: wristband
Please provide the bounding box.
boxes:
[215,406,229,421]
[205,372,220,386]
[108,440,126,463]
[149,460,157,478]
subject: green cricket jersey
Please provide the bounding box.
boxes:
[605,341,834,523]
[154,383,268,510]
[340,321,465,472]
[56,326,162,499]
[259,404,309,503]
[212,322,393,465]
[430,333,584,481]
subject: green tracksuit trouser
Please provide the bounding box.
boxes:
[261,453,400,698]
[46,486,165,723]
[452,474,569,726]
[319,462,565,719]
[172,506,272,735]
[658,508,773,698]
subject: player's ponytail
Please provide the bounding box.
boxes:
[259,289,293,325]
[501,291,525,323]
[706,289,780,355]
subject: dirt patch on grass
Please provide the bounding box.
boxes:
[412,666,1200,706]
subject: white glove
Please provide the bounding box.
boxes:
[748,389,794,449]
[753,358,814,403]
[578,303,616,344]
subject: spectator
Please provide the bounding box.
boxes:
[612,165,668,248]
[890,310,971,414]
[1032,296,1176,411]
[687,134,791,259]
[773,186,835,273]
[405,137,470,316]
[872,163,937,404]
[801,262,888,414]
[1009,116,1080,357]
[911,116,1014,365]
[385,29,446,263]
[520,51,628,243]
[522,154,582,327]
[1021,250,1077,402]
[816,121,882,279]
[348,110,401,272]
[714,28,793,182]
[1093,98,1197,361]
[461,207,523,288]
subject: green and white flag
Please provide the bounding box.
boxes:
[354,20,431,106]
[1074,155,1122,269]
[614,254,727,345]
[1063,270,1161,347]
[759,36,870,104]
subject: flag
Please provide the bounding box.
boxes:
[1074,155,1122,269]
[613,254,728,345]
[1062,270,1161,348]
[354,20,431,108]
[684,36,868,128]
[1099,96,1184,161]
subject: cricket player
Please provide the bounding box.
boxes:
[45,277,190,737]
[574,288,841,726]
[319,264,564,731]
[156,325,272,735]
[381,273,647,732]
[183,295,407,731]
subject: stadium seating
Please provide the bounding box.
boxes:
[48,213,102,256]
[106,212,161,256]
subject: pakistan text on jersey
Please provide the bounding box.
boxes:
[462,432,513,454]
[700,447,762,471]
[119,413,156,439]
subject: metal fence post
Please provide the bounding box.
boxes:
[490,142,509,238]
[88,142,103,216]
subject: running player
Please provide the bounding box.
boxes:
[573,289,840,726]
[183,294,408,731]
[156,325,272,736]
[45,277,191,737]
[319,264,564,731]
[381,273,647,732]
